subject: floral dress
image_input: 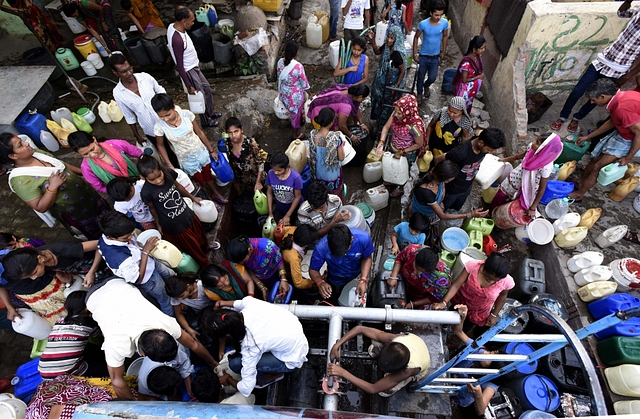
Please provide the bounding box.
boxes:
[395,244,451,308]
[387,2,406,35]
[225,136,265,193]
[454,55,484,113]
[245,238,283,287]
[277,58,310,129]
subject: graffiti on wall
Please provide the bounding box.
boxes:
[525,14,614,92]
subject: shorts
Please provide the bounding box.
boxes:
[591,130,640,158]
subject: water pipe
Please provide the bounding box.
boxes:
[285,303,461,324]
[323,313,343,411]
[79,76,118,85]
[84,92,101,113]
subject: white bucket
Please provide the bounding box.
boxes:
[80,60,96,76]
[441,227,470,255]
[451,246,487,280]
[514,218,554,245]
[0,398,27,419]
[87,53,104,69]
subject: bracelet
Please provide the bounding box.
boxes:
[359,277,367,283]
[466,212,472,219]
[317,279,326,286]
[248,292,254,297]
[142,251,149,256]
[409,301,414,308]
[278,269,287,277]
[490,313,497,318]
[45,188,57,194]
[280,277,288,282]
[388,277,398,280]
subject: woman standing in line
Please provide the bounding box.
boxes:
[453,35,486,114]
[277,41,310,140]
[369,26,406,124]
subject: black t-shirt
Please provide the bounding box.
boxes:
[414,185,437,207]
[0,241,85,295]
[141,169,194,235]
[445,140,486,195]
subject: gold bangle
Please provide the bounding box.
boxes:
[278,269,287,277]
[45,188,57,194]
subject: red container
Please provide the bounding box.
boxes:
[492,200,531,229]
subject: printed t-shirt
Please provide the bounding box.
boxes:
[418,18,449,56]
[266,169,303,215]
[140,169,194,235]
[341,0,370,29]
[445,140,486,195]
[114,180,154,223]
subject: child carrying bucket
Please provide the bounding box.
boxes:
[490,133,563,216]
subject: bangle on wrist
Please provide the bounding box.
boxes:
[248,292,254,297]
[142,251,149,256]
[45,188,57,194]
[490,313,497,318]
[389,276,398,280]
[317,279,326,286]
[359,277,367,283]
[278,269,287,277]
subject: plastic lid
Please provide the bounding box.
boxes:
[505,342,538,374]
[605,166,611,172]
[522,374,560,411]
[356,202,373,219]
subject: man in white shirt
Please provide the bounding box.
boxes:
[167,6,222,128]
[86,278,217,400]
[341,0,370,42]
[109,53,180,167]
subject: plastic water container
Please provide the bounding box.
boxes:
[615,400,640,415]
[188,91,206,114]
[306,15,323,49]
[483,235,497,255]
[556,134,590,164]
[176,253,200,273]
[12,309,51,340]
[574,265,612,286]
[468,230,482,250]
[12,358,42,401]
[482,182,500,204]
[439,249,456,269]
[97,101,111,123]
[329,40,340,68]
[475,154,508,190]
[596,317,640,340]
[355,202,375,226]
[578,207,601,229]
[514,218,554,245]
[175,169,195,193]
[610,258,640,291]
[552,212,580,235]
[498,298,529,334]
[589,293,640,319]
[39,130,59,152]
[50,108,73,126]
[441,68,456,94]
[404,42,412,67]
[557,161,576,181]
[72,112,92,133]
[363,162,383,183]
[554,226,588,248]
[599,336,640,367]
[598,163,628,186]
[366,146,383,163]
[540,180,574,205]
[337,205,370,234]
[364,185,389,210]
[568,251,604,273]
[253,190,269,215]
[515,258,546,298]
[15,111,48,147]
[193,200,218,223]
[92,37,109,57]
[107,100,124,122]
[441,227,470,254]
[505,374,560,412]
[87,52,103,69]
[462,218,494,236]
[150,240,183,268]
[54,48,79,70]
[262,216,276,239]
[502,342,538,374]
[211,154,234,183]
[269,281,294,304]
[375,21,388,47]
[61,10,85,34]
[538,347,587,394]
[605,365,640,397]
[382,152,409,185]
[286,139,307,175]
[578,281,617,302]
[300,164,311,198]
[545,197,572,219]
[80,60,97,76]
[519,411,556,419]
[74,34,98,59]
[451,246,486,279]
[595,225,628,248]
[63,275,89,298]
[0,397,27,419]
[492,200,531,229]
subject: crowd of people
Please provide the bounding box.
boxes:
[2,0,640,416]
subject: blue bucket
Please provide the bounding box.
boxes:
[441,68,456,93]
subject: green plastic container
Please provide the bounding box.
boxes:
[598,336,640,366]
[462,217,495,236]
[556,134,590,164]
[468,230,483,251]
[30,338,47,359]
[439,249,456,269]
[175,253,199,273]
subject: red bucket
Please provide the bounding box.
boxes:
[492,200,531,229]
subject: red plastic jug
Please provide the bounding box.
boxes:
[483,235,497,255]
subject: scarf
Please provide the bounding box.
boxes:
[379,26,406,76]
[518,133,563,209]
[453,53,484,88]
[391,95,426,139]
[437,97,472,145]
[86,142,139,185]
[202,260,248,301]
[8,151,65,190]
[307,83,360,119]
[308,129,341,178]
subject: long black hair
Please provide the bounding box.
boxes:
[201,309,246,352]
[0,133,17,164]
[416,160,460,188]
[64,291,97,327]
[284,41,299,66]
[466,35,486,55]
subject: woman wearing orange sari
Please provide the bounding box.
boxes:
[121,0,164,33]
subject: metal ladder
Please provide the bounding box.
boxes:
[409,304,640,416]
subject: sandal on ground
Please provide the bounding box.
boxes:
[567,119,579,133]
[212,195,228,204]
[417,95,424,106]
[212,112,223,119]
[550,119,564,130]
[624,232,640,245]
[205,120,220,128]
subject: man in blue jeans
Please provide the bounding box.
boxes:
[551,0,640,134]
[413,0,448,105]
[329,0,340,41]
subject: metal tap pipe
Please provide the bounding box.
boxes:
[323,313,343,411]
[285,303,461,324]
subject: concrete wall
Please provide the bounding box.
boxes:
[447,0,629,152]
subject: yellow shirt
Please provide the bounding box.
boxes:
[393,333,431,380]
[281,226,315,290]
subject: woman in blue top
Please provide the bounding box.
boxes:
[333,37,369,86]
[411,160,487,247]
[308,108,345,194]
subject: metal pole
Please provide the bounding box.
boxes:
[323,313,343,411]
[285,303,461,324]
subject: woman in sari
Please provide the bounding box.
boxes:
[0,0,62,52]
[277,41,310,140]
[376,95,425,196]
[411,160,488,247]
[121,0,164,33]
[453,36,486,114]
[0,134,111,240]
[426,96,472,157]
[308,108,345,194]
[307,84,370,147]
[68,132,142,194]
[227,236,289,300]
[387,245,451,309]
[0,240,105,326]
[369,26,406,123]
[199,261,254,302]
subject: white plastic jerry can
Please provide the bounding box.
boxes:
[97,101,112,123]
[595,225,628,248]
[567,251,604,273]
[577,281,617,302]
[552,212,581,235]
[188,91,206,114]
[574,265,613,286]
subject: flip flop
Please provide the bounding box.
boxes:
[255,373,284,389]
[209,241,221,250]
[624,232,640,245]
[550,119,563,131]
[567,119,579,133]
[213,195,228,204]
